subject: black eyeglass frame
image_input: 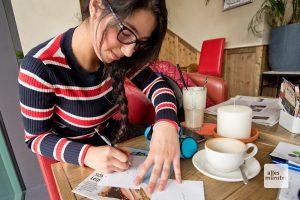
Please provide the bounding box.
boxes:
[105,0,152,51]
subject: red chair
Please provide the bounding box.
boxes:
[198,38,225,77]
[36,154,60,200]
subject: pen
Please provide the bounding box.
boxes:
[94,127,132,166]
[94,127,114,146]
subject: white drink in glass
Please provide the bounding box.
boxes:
[183,87,207,129]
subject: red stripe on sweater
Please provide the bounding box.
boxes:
[143,77,163,96]
[79,144,91,167]
[21,105,53,119]
[55,138,69,161]
[19,72,51,90]
[152,88,174,100]
[32,133,47,153]
[38,35,62,60]
[46,57,68,66]
[156,102,177,112]
[55,106,119,126]
[54,80,112,98]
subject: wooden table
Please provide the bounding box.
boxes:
[52,116,300,200]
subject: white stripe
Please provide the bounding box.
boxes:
[25,130,36,142]
[60,141,71,163]
[20,68,54,88]
[66,133,94,139]
[20,102,54,112]
[25,130,36,137]
[151,89,175,104]
[78,144,90,166]
[156,106,177,114]
[33,36,58,58]
[19,80,53,93]
[142,78,164,97]
[53,47,63,57]
[53,138,64,160]
[21,111,53,121]
[43,60,70,69]
[55,87,112,101]
[31,133,49,154]
[56,105,119,128]
[56,105,117,121]
[155,102,177,113]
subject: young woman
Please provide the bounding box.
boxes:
[18,0,181,194]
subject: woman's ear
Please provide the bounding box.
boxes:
[89,0,102,19]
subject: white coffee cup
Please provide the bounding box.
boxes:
[183,87,207,129]
[205,138,258,172]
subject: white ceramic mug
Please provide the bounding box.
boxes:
[205,138,258,172]
[183,87,207,129]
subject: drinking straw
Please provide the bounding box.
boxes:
[203,76,208,89]
[176,64,188,90]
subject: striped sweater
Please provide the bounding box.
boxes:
[18,28,178,166]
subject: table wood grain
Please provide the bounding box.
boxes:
[52,135,280,200]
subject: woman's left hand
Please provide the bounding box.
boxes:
[134,121,182,194]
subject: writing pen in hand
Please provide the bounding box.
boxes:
[95,127,114,146]
[94,127,132,166]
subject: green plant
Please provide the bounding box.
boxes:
[248,0,300,36]
[15,50,24,60]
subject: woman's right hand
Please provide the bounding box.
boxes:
[83,146,130,173]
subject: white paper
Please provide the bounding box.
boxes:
[98,156,146,189]
[73,156,205,200]
[277,170,300,200]
[270,142,300,165]
[143,180,205,200]
[206,95,281,126]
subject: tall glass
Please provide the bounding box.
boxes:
[183,87,207,129]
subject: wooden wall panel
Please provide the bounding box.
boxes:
[223,47,266,97]
[177,38,198,67]
[159,30,198,67]
[160,30,178,64]
[159,29,270,98]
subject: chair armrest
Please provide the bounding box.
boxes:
[36,154,61,200]
[187,73,228,105]
[121,79,155,126]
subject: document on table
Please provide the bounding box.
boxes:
[270,142,300,165]
[277,170,300,200]
[146,180,205,200]
[73,154,205,200]
[98,155,145,189]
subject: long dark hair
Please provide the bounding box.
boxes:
[82,0,168,142]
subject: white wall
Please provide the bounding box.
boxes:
[166,0,269,49]
[11,0,82,54]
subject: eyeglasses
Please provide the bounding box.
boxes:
[105,0,152,51]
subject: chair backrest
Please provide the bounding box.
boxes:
[36,154,61,200]
[198,38,225,77]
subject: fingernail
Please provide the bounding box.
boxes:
[134,179,139,185]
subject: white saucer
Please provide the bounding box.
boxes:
[192,150,261,182]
